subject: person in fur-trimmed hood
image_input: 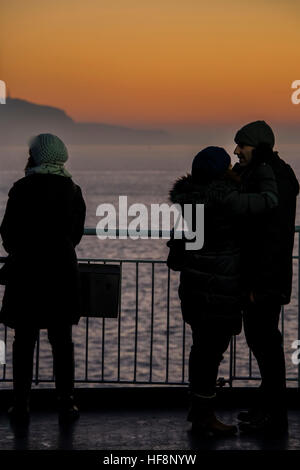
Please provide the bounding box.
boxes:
[167,146,278,436]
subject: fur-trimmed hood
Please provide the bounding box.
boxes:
[169,173,239,208]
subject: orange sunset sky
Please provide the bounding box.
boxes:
[1,0,300,128]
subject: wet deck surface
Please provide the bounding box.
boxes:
[0,408,299,451]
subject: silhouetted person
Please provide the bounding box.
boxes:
[0,133,86,423]
[233,121,299,435]
[167,146,279,436]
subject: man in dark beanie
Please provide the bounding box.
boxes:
[233,120,299,435]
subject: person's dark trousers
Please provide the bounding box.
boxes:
[12,327,37,409]
[243,301,287,419]
[13,325,74,407]
[188,321,233,396]
[48,326,74,399]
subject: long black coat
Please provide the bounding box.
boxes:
[0,173,86,328]
[233,152,299,305]
[167,167,278,331]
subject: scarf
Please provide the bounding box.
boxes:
[25,162,72,178]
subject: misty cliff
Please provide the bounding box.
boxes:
[0,98,168,145]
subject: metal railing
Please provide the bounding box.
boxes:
[0,226,299,388]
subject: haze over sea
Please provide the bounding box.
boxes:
[0,143,299,387]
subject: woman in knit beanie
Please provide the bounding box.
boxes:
[0,133,86,424]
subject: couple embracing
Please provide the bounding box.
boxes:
[167,120,299,436]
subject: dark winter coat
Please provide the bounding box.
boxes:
[167,166,278,330]
[0,173,86,328]
[233,152,299,305]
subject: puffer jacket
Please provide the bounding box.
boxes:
[167,165,278,329]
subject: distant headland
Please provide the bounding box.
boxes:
[0,97,169,145]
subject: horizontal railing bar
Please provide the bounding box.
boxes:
[231,376,298,382]
[0,379,189,385]
[85,228,181,238]
[0,257,168,264]
[83,226,300,236]
[0,259,299,265]
[1,255,299,263]
[77,258,166,264]
[0,225,299,264]
[0,376,297,384]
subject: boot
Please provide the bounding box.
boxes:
[52,341,79,422]
[188,393,237,437]
[239,410,288,436]
[237,407,266,423]
[238,389,288,435]
[9,341,33,425]
[8,403,30,425]
[57,395,80,422]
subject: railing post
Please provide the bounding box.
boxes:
[298,232,300,388]
[35,331,40,385]
[134,262,139,383]
[166,267,170,384]
[149,263,154,383]
[85,316,89,382]
[117,261,122,382]
[229,337,233,387]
